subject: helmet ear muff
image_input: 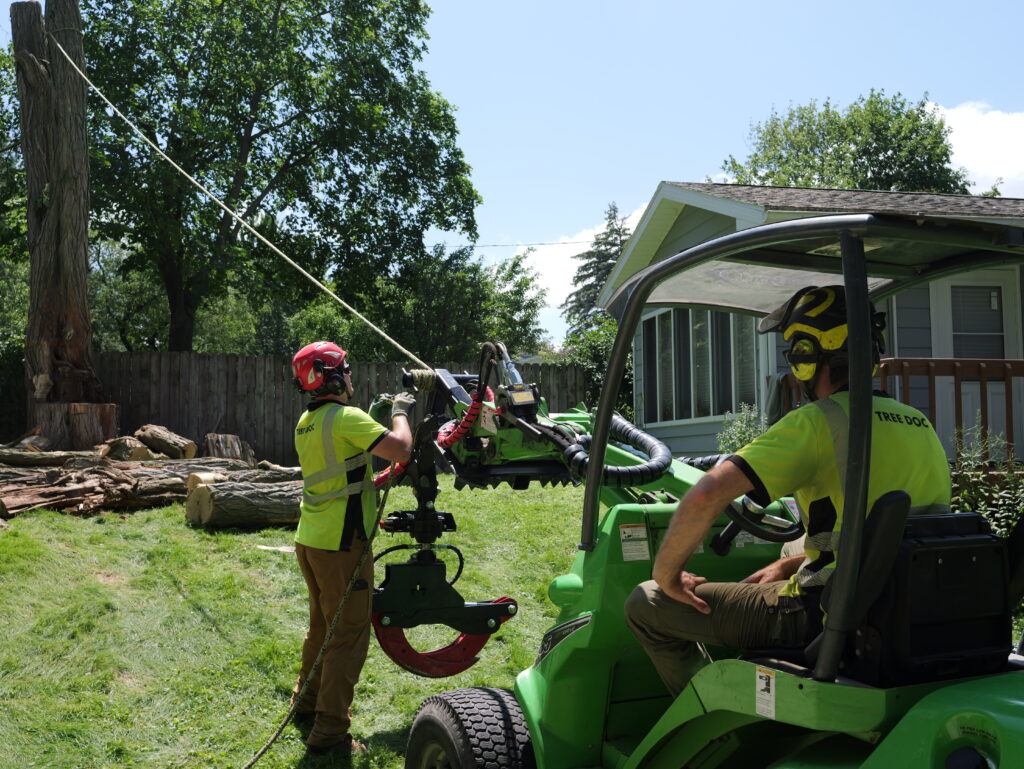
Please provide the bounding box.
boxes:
[324,372,345,395]
[785,337,820,381]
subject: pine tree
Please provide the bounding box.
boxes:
[560,203,631,328]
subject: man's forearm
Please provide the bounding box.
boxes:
[777,553,805,579]
[651,462,753,591]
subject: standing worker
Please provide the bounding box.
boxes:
[289,341,414,756]
[625,286,951,697]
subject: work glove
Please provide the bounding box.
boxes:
[391,391,417,420]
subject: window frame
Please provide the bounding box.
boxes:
[640,308,759,426]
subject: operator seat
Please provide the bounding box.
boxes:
[745,491,1012,687]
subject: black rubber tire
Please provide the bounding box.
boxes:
[405,687,535,769]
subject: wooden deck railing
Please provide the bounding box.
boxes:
[775,358,1024,461]
[876,358,1024,460]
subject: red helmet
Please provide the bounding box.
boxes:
[291,341,349,394]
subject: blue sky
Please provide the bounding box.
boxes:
[4,1,1023,349]
[421,0,1024,344]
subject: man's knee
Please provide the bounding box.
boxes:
[624,580,660,637]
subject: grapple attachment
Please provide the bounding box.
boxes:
[371,550,517,677]
[372,596,517,678]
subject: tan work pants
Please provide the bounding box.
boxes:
[624,579,807,697]
[293,540,373,747]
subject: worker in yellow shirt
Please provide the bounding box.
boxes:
[289,341,414,756]
[625,286,950,696]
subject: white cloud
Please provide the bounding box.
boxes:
[934,102,1024,198]
[518,206,646,346]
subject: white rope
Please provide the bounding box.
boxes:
[46,34,432,371]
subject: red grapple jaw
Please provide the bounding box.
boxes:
[371,597,517,678]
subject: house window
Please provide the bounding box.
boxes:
[641,309,758,423]
[952,286,1005,358]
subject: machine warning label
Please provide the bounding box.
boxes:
[619,524,650,561]
[478,406,498,433]
[755,666,776,719]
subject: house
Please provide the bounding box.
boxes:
[597,182,1024,457]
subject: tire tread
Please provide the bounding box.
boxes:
[409,687,534,769]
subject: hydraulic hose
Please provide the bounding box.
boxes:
[561,413,672,487]
[677,453,733,472]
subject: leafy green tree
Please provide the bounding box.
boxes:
[563,310,633,419]
[89,242,168,351]
[721,90,971,193]
[284,247,548,363]
[479,251,548,358]
[560,203,631,327]
[82,0,479,350]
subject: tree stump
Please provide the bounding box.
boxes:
[69,403,119,449]
[32,403,118,450]
[186,481,301,528]
[202,433,256,467]
[134,425,197,459]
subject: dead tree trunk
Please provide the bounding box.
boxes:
[11,0,109,448]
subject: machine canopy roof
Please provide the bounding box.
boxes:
[604,213,1024,320]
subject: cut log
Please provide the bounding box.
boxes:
[0,459,190,517]
[187,471,230,492]
[202,433,257,467]
[100,436,155,461]
[254,461,303,481]
[235,466,302,483]
[0,467,44,483]
[187,481,301,529]
[0,448,99,467]
[133,425,197,460]
[4,430,50,451]
[19,434,50,451]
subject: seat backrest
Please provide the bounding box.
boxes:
[841,511,1010,686]
[804,490,910,667]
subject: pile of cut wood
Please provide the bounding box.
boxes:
[0,424,302,529]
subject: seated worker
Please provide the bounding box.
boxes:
[625,286,951,697]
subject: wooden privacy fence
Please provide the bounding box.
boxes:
[95,352,586,466]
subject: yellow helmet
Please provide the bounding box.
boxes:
[759,286,885,383]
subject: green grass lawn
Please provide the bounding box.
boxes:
[0,478,585,769]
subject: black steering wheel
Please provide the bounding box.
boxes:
[723,495,805,544]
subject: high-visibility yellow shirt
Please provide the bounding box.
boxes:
[732,391,950,597]
[293,400,388,551]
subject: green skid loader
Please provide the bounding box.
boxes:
[399,214,1024,769]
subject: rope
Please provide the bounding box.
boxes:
[239,462,398,769]
[45,33,431,372]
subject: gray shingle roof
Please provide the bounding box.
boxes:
[666,182,1024,218]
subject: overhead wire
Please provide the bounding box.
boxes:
[46,33,432,371]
